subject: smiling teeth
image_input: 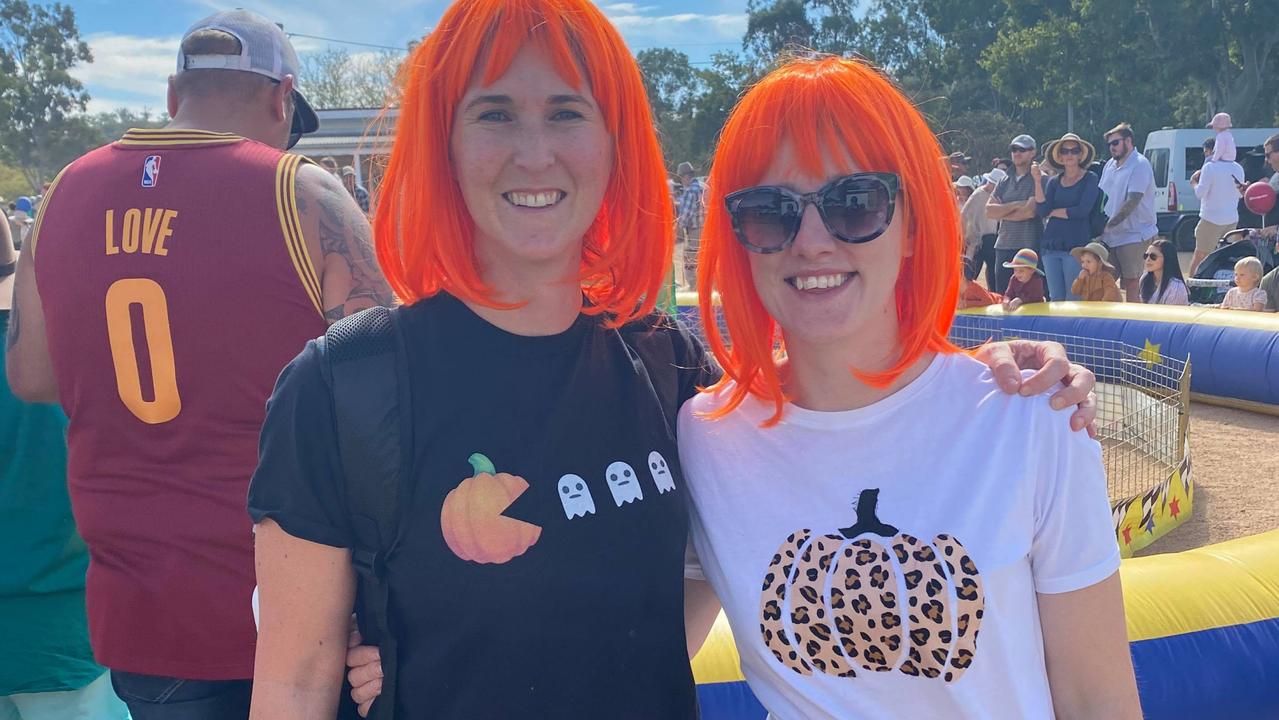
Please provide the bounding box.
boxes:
[791,274,848,290]
[507,191,563,208]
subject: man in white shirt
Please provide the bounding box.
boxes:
[1099,123,1158,302]
[1190,137,1244,274]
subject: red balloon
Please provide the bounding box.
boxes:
[1244,181,1276,215]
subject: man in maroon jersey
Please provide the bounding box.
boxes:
[5,10,392,719]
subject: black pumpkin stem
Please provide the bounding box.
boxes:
[839,489,899,539]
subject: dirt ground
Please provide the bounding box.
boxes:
[1133,402,1279,556]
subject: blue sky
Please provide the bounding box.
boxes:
[68,0,752,114]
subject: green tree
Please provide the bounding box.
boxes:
[300,48,405,109]
[0,0,92,189]
[637,48,700,164]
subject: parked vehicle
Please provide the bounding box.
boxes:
[1143,127,1279,251]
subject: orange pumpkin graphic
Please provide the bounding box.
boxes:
[440,453,542,564]
[759,489,984,683]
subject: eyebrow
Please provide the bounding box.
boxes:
[463,93,592,112]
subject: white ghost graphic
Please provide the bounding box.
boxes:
[557,474,596,519]
[605,461,643,506]
[648,451,675,494]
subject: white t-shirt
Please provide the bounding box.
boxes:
[1194,160,1244,225]
[678,353,1119,720]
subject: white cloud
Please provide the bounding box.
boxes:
[602,3,659,13]
[601,8,747,54]
[72,32,178,109]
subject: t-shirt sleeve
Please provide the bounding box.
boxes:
[670,317,722,406]
[1030,404,1120,594]
[247,339,353,549]
[1133,157,1155,194]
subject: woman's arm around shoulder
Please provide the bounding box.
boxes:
[251,519,357,719]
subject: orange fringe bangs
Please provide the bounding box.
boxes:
[698,56,961,425]
[374,0,672,324]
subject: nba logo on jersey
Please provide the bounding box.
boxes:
[141,155,162,188]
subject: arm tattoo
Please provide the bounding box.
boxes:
[317,182,394,319]
[1108,192,1144,225]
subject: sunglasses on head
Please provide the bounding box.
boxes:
[724,172,900,254]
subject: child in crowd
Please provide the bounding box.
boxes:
[1208,112,1236,162]
[1001,248,1046,310]
[1070,242,1123,301]
[959,274,1002,309]
[1219,256,1269,311]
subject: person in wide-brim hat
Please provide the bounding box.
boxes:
[1045,133,1096,172]
[1070,241,1115,272]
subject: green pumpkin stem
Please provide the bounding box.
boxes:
[468,453,496,475]
[839,489,899,538]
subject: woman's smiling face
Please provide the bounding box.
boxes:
[745,139,908,353]
[450,42,614,273]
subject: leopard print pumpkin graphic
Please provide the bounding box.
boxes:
[758,489,985,682]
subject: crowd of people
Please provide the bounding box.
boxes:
[19,0,1279,718]
[951,123,1278,313]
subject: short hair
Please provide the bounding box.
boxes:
[173,29,274,100]
[698,56,961,426]
[1236,256,1263,277]
[373,0,671,324]
[1265,133,1279,152]
[1203,137,1216,151]
[1105,123,1135,142]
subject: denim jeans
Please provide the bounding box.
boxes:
[110,671,251,720]
[1041,249,1083,301]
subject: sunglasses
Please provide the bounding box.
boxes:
[1143,252,1161,260]
[1058,146,1082,156]
[724,172,900,254]
[1108,139,1126,147]
[1010,146,1033,154]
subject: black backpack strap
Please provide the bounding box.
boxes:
[325,306,413,720]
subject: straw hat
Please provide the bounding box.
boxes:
[1046,133,1096,171]
[1070,241,1116,272]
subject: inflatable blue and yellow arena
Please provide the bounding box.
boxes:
[691,530,1279,719]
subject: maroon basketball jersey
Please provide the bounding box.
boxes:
[32,128,328,678]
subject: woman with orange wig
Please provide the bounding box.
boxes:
[678,56,1140,718]
[247,0,1097,716]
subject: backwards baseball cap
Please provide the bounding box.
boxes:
[176,9,319,148]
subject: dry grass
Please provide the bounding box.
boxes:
[1133,402,1279,556]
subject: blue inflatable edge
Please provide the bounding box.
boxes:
[952,313,1279,407]
[697,680,768,720]
[1131,616,1279,719]
[693,617,1279,719]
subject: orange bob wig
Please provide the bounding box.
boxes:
[698,56,961,425]
[374,0,672,324]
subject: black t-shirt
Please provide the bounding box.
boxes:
[248,294,718,718]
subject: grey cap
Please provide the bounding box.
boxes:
[177,9,319,139]
[1009,134,1037,150]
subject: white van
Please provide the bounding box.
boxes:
[1143,127,1279,250]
